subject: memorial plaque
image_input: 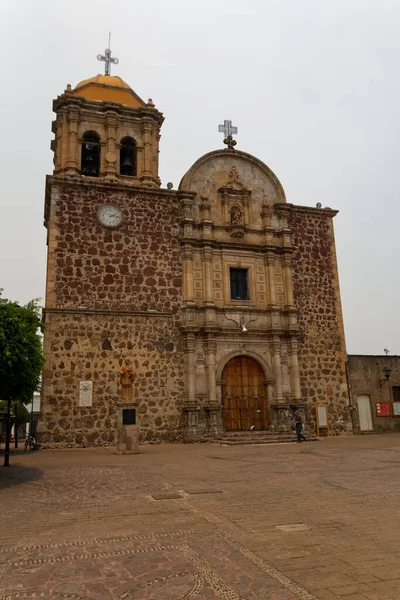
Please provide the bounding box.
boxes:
[376,402,390,416]
[79,381,93,407]
[123,408,136,425]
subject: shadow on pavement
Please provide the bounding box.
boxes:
[0,459,42,490]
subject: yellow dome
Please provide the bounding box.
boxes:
[72,74,145,108]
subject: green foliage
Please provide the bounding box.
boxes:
[0,400,30,423]
[0,292,44,403]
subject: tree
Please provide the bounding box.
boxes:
[0,292,44,465]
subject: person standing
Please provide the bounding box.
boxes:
[294,410,306,443]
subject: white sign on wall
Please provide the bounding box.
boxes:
[79,381,93,407]
[317,405,328,427]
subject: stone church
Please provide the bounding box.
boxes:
[38,50,349,446]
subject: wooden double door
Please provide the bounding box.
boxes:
[222,356,268,431]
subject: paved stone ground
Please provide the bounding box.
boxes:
[1,435,400,599]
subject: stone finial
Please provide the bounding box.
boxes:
[147,98,155,107]
[65,84,72,93]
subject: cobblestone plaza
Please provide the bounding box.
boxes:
[1,436,400,599]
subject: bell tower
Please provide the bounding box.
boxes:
[51,44,164,187]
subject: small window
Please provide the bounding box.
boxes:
[120,137,136,176]
[392,386,400,402]
[230,268,248,300]
[81,132,100,177]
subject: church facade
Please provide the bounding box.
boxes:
[38,59,350,446]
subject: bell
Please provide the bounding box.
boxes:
[122,157,132,168]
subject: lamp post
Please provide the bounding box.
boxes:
[3,397,11,467]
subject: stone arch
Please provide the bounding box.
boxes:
[216,349,274,383]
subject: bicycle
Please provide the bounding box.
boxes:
[24,434,36,451]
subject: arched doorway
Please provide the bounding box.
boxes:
[222,356,268,431]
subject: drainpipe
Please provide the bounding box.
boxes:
[345,358,355,433]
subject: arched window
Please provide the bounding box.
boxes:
[120,137,136,176]
[81,132,100,177]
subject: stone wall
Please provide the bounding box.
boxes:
[290,206,350,434]
[45,177,182,312]
[39,179,185,446]
[347,355,400,433]
[39,311,184,446]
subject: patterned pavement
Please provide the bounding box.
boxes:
[1,435,400,599]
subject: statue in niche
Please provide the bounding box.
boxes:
[120,359,135,403]
[231,207,243,224]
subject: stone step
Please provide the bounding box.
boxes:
[210,431,318,446]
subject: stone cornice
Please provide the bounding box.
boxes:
[179,236,295,254]
[280,203,338,218]
[53,93,165,127]
[46,174,178,197]
[43,308,172,318]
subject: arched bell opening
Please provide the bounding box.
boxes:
[81,131,101,177]
[221,356,269,431]
[119,137,137,177]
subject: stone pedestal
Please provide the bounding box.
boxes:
[270,403,291,432]
[116,402,140,454]
[205,404,224,437]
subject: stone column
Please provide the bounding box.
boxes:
[289,338,302,400]
[141,120,154,184]
[243,197,250,226]
[272,336,284,401]
[266,252,277,307]
[203,247,214,305]
[105,111,117,179]
[221,193,229,226]
[186,333,196,403]
[283,254,294,307]
[66,109,79,174]
[206,335,217,404]
[183,245,194,303]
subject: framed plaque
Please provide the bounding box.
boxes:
[79,381,93,407]
[123,408,136,425]
[376,402,390,416]
[393,402,400,416]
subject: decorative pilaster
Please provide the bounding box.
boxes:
[272,336,284,401]
[206,335,217,404]
[104,110,117,179]
[141,119,155,185]
[289,338,302,400]
[185,333,196,404]
[203,247,214,305]
[266,252,277,307]
[183,245,194,303]
[66,109,79,175]
[283,254,294,307]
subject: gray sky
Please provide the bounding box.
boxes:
[1,0,399,354]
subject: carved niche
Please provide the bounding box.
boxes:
[218,166,252,238]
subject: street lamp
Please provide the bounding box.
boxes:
[379,366,392,387]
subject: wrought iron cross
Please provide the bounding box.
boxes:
[97,33,119,75]
[218,120,238,149]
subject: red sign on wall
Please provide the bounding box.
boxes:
[376,402,390,416]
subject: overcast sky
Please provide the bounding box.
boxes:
[1,0,399,354]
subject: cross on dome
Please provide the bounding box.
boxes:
[97,33,119,76]
[218,120,238,149]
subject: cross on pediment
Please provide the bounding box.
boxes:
[218,120,238,149]
[97,33,119,75]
